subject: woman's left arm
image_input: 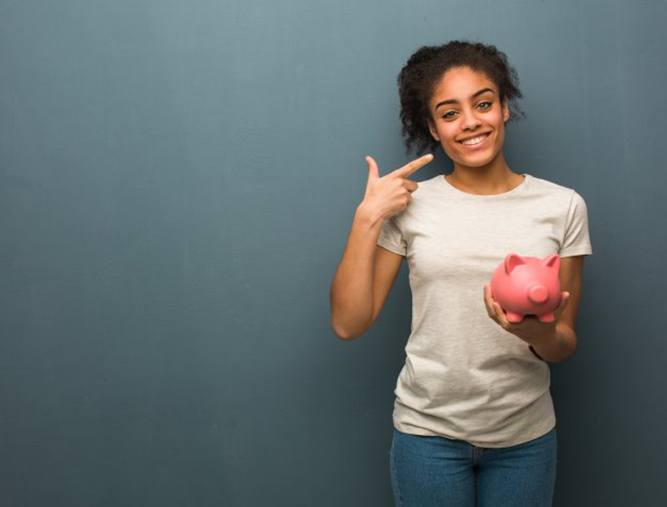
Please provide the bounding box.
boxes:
[530,255,585,363]
[483,255,586,363]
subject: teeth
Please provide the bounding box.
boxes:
[460,134,488,145]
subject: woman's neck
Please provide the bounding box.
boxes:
[447,155,523,195]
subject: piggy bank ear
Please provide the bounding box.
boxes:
[504,253,526,274]
[541,254,560,271]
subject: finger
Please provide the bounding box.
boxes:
[484,285,512,329]
[484,285,501,323]
[365,155,380,180]
[483,285,494,318]
[486,286,511,328]
[403,179,419,193]
[394,153,434,178]
[556,291,570,317]
[483,285,492,309]
[493,301,511,328]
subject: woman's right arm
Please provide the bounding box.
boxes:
[329,154,433,340]
[329,204,403,340]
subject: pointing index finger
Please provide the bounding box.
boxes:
[395,153,434,178]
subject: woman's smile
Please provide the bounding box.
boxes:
[457,131,492,150]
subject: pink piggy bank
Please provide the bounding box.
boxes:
[490,253,562,323]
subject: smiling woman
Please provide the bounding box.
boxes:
[329,39,594,507]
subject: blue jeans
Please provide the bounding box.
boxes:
[390,426,557,507]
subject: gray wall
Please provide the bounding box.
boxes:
[1,1,665,505]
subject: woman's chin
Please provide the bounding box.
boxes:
[453,155,497,169]
[451,146,502,167]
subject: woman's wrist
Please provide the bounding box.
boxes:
[355,202,383,229]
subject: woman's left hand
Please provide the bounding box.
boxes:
[483,284,570,346]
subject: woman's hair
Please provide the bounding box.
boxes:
[397,40,526,155]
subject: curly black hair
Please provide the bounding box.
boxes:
[397,40,526,156]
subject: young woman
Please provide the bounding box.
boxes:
[329,40,592,506]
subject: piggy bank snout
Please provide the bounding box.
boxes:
[527,284,549,304]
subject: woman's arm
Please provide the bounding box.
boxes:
[329,154,430,340]
[483,255,586,363]
[530,255,585,362]
[329,206,382,339]
[330,204,407,340]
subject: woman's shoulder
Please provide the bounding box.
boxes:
[403,174,443,201]
[525,174,585,199]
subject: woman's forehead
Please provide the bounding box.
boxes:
[429,67,498,108]
[434,67,496,95]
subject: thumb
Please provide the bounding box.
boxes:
[559,291,570,310]
[365,155,379,181]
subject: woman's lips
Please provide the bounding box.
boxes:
[458,132,491,149]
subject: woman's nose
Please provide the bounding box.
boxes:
[461,108,481,131]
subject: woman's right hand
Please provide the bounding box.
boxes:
[360,153,434,222]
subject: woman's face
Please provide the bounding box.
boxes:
[427,66,510,168]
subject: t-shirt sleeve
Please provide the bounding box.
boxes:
[377,215,407,256]
[559,191,593,257]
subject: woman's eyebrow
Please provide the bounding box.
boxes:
[435,88,495,110]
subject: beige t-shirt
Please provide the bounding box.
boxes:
[377,173,593,448]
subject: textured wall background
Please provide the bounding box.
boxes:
[1,1,665,505]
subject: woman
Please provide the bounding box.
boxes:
[329,40,592,506]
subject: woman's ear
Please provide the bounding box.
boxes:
[427,118,440,141]
[502,99,510,123]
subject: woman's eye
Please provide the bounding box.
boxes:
[442,102,492,120]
